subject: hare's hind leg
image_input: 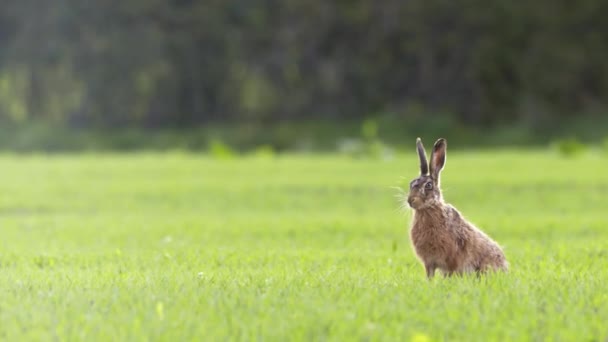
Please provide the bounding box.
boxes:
[474,262,503,276]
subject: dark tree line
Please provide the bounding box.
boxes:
[0,0,606,127]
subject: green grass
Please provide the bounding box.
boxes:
[0,150,606,341]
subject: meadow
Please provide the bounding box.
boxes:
[0,150,606,341]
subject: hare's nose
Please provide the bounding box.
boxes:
[407,197,414,206]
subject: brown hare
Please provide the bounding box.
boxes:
[407,137,508,279]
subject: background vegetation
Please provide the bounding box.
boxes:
[0,1,607,152]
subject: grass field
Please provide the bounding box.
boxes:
[0,150,606,341]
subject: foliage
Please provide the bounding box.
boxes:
[553,137,587,157]
[603,137,608,153]
[0,1,607,127]
[208,139,236,159]
[2,114,608,153]
[0,151,606,340]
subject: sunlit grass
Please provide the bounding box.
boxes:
[0,150,606,340]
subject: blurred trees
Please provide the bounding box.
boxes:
[0,0,606,127]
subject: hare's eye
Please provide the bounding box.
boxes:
[425,182,433,189]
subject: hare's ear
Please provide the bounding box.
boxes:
[430,138,447,181]
[416,138,429,175]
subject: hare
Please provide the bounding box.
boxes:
[406,137,508,279]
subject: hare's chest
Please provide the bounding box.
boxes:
[410,224,455,260]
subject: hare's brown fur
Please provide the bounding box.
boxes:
[407,138,508,279]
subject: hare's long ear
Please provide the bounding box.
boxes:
[430,138,447,181]
[416,138,429,175]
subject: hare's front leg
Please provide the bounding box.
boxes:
[443,257,463,277]
[425,263,436,279]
